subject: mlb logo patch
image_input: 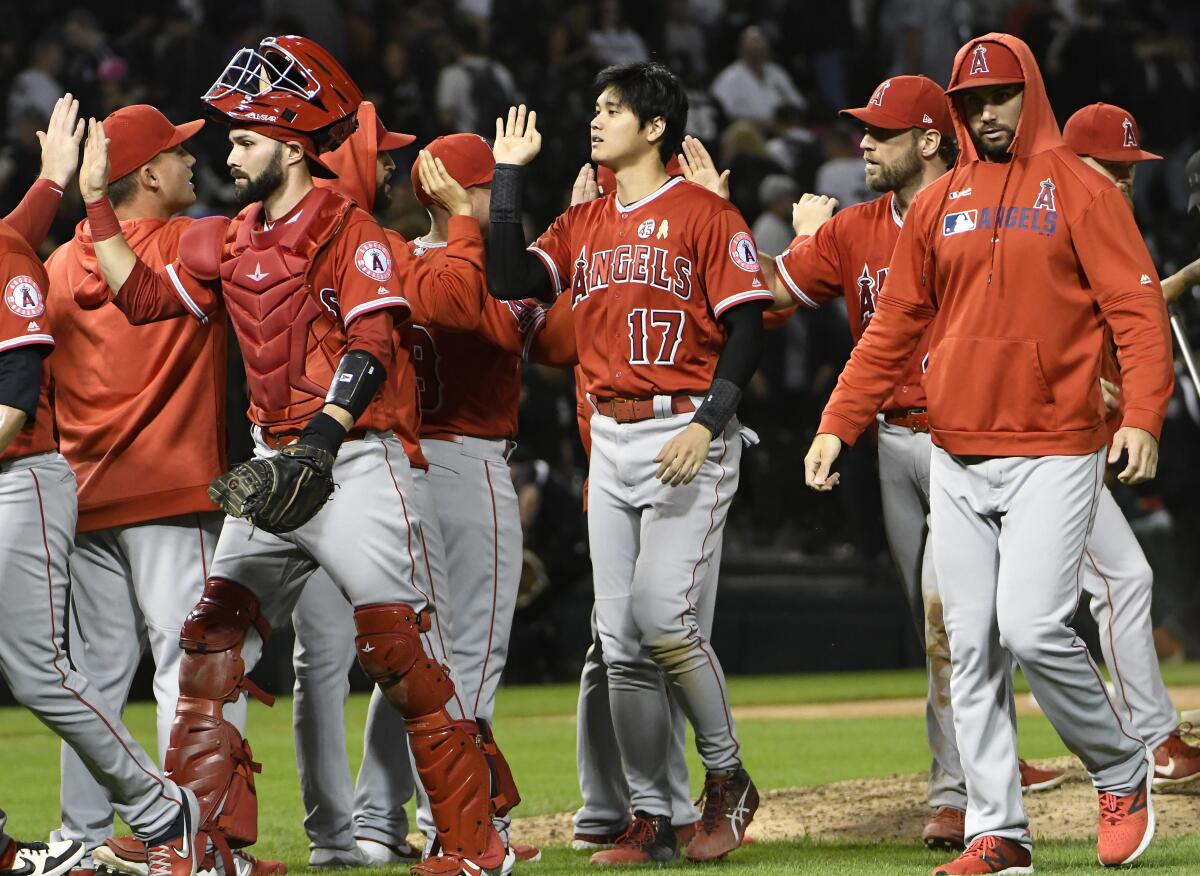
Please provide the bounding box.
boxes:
[943,210,978,236]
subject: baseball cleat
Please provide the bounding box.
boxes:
[686,767,759,862]
[306,847,367,870]
[1152,727,1200,788]
[673,821,699,849]
[408,830,507,876]
[508,844,540,864]
[922,806,966,851]
[96,843,283,876]
[353,838,421,866]
[1018,759,1066,793]
[588,813,678,865]
[0,840,86,876]
[930,835,1033,875]
[143,788,200,876]
[570,830,625,851]
[1096,767,1154,866]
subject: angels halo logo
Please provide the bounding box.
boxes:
[355,241,393,282]
[5,275,44,318]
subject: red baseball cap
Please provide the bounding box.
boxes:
[411,133,494,206]
[1063,103,1160,162]
[103,104,204,183]
[596,155,683,196]
[946,40,1024,94]
[839,75,953,136]
[377,114,415,151]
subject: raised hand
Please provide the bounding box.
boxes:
[417,150,472,217]
[37,93,85,188]
[570,163,598,206]
[677,135,730,200]
[792,193,838,236]
[79,118,111,203]
[493,105,541,166]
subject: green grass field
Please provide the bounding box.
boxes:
[4,664,1200,873]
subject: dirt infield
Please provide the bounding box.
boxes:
[503,687,1200,848]
[508,756,1200,847]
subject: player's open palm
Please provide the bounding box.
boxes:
[1109,426,1158,485]
[494,104,541,166]
[655,422,712,487]
[417,151,472,216]
[570,163,599,206]
[79,118,110,202]
[792,193,838,236]
[37,93,84,188]
[678,135,730,200]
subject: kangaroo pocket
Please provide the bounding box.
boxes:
[925,336,1057,434]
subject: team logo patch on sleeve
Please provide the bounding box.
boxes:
[354,241,393,282]
[728,231,760,272]
[5,275,44,318]
[943,210,978,236]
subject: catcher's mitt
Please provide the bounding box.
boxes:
[209,444,336,534]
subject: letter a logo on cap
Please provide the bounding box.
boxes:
[871,80,891,107]
[1122,117,1138,148]
[969,44,989,75]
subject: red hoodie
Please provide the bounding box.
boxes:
[818,33,1173,456]
[45,217,227,531]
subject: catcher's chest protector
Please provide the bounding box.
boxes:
[221,187,352,429]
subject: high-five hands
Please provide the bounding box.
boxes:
[493,105,541,166]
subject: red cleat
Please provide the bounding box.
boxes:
[1152,728,1200,788]
[1018,759,1066,793]
[588,814,677,865]
[931,835,1033,875]
[685,768,759,862]
[1097,772,1154,866]
[922,806,966,851]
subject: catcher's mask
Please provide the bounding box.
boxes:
[203,35,362,156]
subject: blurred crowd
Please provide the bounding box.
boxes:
[3,0,1200,661]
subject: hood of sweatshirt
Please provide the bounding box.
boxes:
[313,100,381,211]
[947,33,1063,163]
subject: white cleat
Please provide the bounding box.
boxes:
[1,841,86,876]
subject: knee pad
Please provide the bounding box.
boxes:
[353,603,455,717]
[181,577,271,653]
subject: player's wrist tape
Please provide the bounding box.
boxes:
[325,349,385,421]
[298,411,347,456]
[691,378,742,438]
[85,197,122,242]
[491,164,523,224]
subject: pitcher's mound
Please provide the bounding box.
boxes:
[505,758,1200,848]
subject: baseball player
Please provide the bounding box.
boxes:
[286,103,510,869]
[566,161,704,851]
[484,61,773,865]
[77,36,516,876]
[1062,102,1200,786]
[805,34,1173,874]
[733,74,1062,850]
[42,104,245,875]
[0,98,202,876]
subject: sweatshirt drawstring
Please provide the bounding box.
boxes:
[987,158,1017,287]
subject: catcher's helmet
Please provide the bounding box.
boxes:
[203,35,362,153]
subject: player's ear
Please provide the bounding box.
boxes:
[643,115,667,148]
[283,140,307,169]
[920,130,941,160]
[140,161,159,194]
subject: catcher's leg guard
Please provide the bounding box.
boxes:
[353,604,511,866]
[167,578,274,872]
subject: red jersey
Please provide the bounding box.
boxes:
[97,186,408,441]
[530,177,772,399]
[0,222,55,462]
[46,216,226,532]
[775,192,928,412]
[408,237,545,441]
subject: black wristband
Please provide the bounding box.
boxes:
[691,378,742,438]
[298,411,348,456]
[491,164,523,224]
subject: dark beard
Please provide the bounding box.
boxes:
[973,129,1014,161]
[867,142,922,193]
[375,182,391,211]
[234,145,285,205]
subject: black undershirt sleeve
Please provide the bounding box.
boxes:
[0,346,47,421]
[713,301,767,387]
[486,164,554,302]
